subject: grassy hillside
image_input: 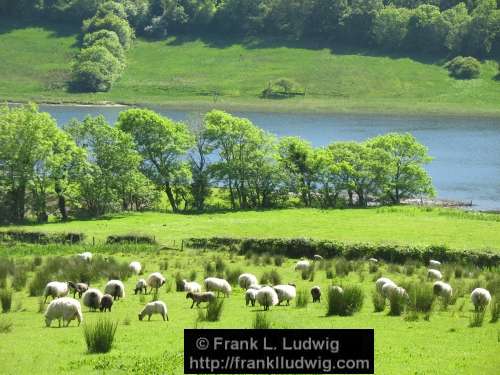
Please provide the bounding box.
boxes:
[1,20,499,116]
[3,207,500,251]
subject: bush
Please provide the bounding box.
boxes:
[262,78,304,98]
[0,289,12,313]
[83,317,118,353]
[326,285,364,316]
[83,13,134,49]
[445,56,481,79]
[296,288,309,308]
[0,231,84,244]
[253,312,272,329]
[82,30,125,62]
[106,234,156,244]
[198,299,224,322]
[372,290,386,312]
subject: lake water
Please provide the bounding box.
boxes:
[39,105,500,211]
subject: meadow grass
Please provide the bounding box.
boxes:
[0,245,498,374]
[3,207,500,252]
[1,19,500,117]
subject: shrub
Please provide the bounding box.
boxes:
[262,78,304,98]
[262,253,272,265]
[0,316,13,334]
[296,288,309,308]
[253,312,272,329]
[106,234,156,244]
[445,56,481,79]
[326,285,364,316]
[372,290,386,312]
[0,289,12,313]
[83,317,118,353]
[198,299,224,322]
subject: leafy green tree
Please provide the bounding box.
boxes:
[367,133,434,204]
[83,12,134,49]
[463,0,500,56]
[82,30,125,62]
[306,0,350,37]
[373,6,412,50]
[344,0,383,44]
[116,109,194,212]
[438,3,471,53]
[407,4,444,52]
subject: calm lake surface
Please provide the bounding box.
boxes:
[39,105,500,211]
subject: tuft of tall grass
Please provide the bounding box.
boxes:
[0,288,12,313]
[490,296,499,323]
[388,291,407,316]
[274,256,285,267]
[0,316,13,334]
[83,317,118,353]
[325,269,334,279]
[368,263,378,274]
[326,285,364,316]
[253,312,272,329]
[372,290,386,312]
[11,267,28,291]
[175,272,185,292]
[335,258,352,277]
[296,288,309,308]
[406,283,435,320]
[215,257,226,274]
[225,267,242,286]
[469,310,486,327]
[198,299,224,322]
[189,270,197,281]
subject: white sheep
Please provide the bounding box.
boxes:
[247,284,263,290]
[104,280,125,300]
[43,281,69,303]
[427,269,443,280]
[238,273,258,289]
[134,279,147,294]
[78,252,92,262]
[273,284,297,306]
[182,280,202,293]
[147,272,166,293]
[294,260,310,271]
[204,277,232,297]
[433,281,453,300]
[470,288,492,311]
[82,288,103,311]
[256,286,279,310]
[44,297,83,327]
[331,285,344,294]
[313,254,324,261]
[368,258,378,263]
[245,289,258,307]
[429,260,441,269]
[129,261,142,274]
[375,277,395,295]
[138,301,168,321]
[381,282,399,298]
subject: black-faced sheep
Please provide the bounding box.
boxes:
[67,281,88,299]
[134,279,148,295]
[104,280,125,300]
[311,286,321,303]
[186,292,216,308]
[82,288,103,311]
[99,294,114,312]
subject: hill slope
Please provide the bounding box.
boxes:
[1,20,499,116]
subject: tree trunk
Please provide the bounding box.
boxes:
[165,183,178,212]
[55,182,68,221]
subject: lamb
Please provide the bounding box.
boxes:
[470,288,492,311]
[186,292,216,308]
[104,280,125,300]
[138,301,168,321]
[204,277,232,297]
[429,260,441,269]
[78,252,92,262]
[427,269,443,280]
[273,284,297,306]
[311,286,321,303]
[256,286,279,311]
[375,277,396,295]
[67,281,88,299]
[134,279,148,295]
[294,260,310,271]
[44,297,83,327]
[129,261,142,275]
[146,272,166,293]
[182,280,202,294]
[245,289,258,307]
[99,294,114,312]
[313,254,324,261]
[433,281,453,300]
[82,288,103,311]
[238,273,258,289]
[43,281,69,303]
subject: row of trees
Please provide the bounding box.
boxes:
[0,104,435,223]
[1,1,499,58]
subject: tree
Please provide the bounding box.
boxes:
[438,3,471,53]
[463,0,500,56]
[82,30,125,62]
[306,0,350,37]
[373,6,412,50]
[407,4,444,52]
[83,12,134,49]
[344,0,383,45]
[116,109,194,212]
[367,133,434,204]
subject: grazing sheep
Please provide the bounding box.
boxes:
[182,280,202,293]
[331,286,344,294]
[429,260,441,269]
[134,279,148,295]
[67,281,88,299]
[204,277,232,297]
[381,282,399,299]
[427,269,443,281]
[44,297,83,327]
[368,258,378,263]
[146,272,166,293]
[470,288,492,311]
[99,294,114,312]
[375,277,396,295]
[138,301,168,321]
[245,289,258,307]
[238,273,258,289]
[129,261,142,275]
[294,260,310,271]
[313,254,324,261]
[186,292,216,308]
[433,281,453,300]
[82,288,103,311]
[256,286,279,311]
[247,284,262,290]
[311,286,321,303]
[78,252,92,262]
[273,284,297,306]
[104,280,125,300]
[43,281,69,303]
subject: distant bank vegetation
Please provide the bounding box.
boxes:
[0,104,435,223]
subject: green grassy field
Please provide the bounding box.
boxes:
[3,207,500,252]
[0,245,498,374]
[1,19,499,116]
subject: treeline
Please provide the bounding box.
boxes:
[1,0,499,58]
[0,104,434,223]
